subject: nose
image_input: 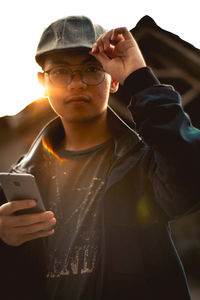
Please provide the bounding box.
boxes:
[69,70,87,89]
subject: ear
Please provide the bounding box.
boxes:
[110,77,119,94]
[37,72,48,96]
[37,72,45,85]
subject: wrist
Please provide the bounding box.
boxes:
[123,67,160,97]
[121,65,146,85]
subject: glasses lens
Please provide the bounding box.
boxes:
[48,65,105,87]
[50,67,71,87]
[82,65,105,85]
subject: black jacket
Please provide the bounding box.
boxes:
[1,67,200,300]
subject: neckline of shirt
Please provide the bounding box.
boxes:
[57,138,114,158]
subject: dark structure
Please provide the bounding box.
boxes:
[0,99,56,171]
[132,16,200,128]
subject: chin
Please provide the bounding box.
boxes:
[62,112,105,124]
[61,115,92,124]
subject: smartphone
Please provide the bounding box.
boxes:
[0,173,46,215]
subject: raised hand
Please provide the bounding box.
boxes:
[90,27,146,85]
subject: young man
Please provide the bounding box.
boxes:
[0,15,200,300]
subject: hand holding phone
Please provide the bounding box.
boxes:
[0,173,56,246]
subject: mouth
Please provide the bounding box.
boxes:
[66,95,90,104]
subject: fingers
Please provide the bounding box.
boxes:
[0,200,36,215]
[11,216,56,235]
[8,210,55,227]
[92,30,113,53]
[110,27,133,42]
[0,200,56,246]
[90,25,146,84]
[21,229,55,245]
[0,211,56,246]
[91,27,132,54]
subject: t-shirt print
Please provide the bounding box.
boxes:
[45,139,114,299]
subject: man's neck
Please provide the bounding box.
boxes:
[61,112,111,151]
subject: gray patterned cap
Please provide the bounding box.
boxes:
[35,15,106,66]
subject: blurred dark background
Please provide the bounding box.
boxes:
[0,16,200,299]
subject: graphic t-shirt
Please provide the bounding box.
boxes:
[45,139,114,300]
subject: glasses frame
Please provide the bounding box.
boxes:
[43,64,106,87]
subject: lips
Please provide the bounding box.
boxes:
[66,95,90,104]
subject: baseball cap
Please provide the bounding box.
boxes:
[35,15,106,66]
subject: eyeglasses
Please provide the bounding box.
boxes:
[44,64,105,87]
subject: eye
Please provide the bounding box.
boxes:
[51,68,70,76]
[85,66,102,73]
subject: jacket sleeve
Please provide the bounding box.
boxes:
[124,67,200,220]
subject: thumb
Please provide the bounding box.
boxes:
[89,50,111,70]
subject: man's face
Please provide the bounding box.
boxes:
[40,49,118,124]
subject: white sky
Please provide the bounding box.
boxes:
[0,0,199,117]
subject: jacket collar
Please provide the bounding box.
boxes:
[13,107,141,172]
[107,106,141,158]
